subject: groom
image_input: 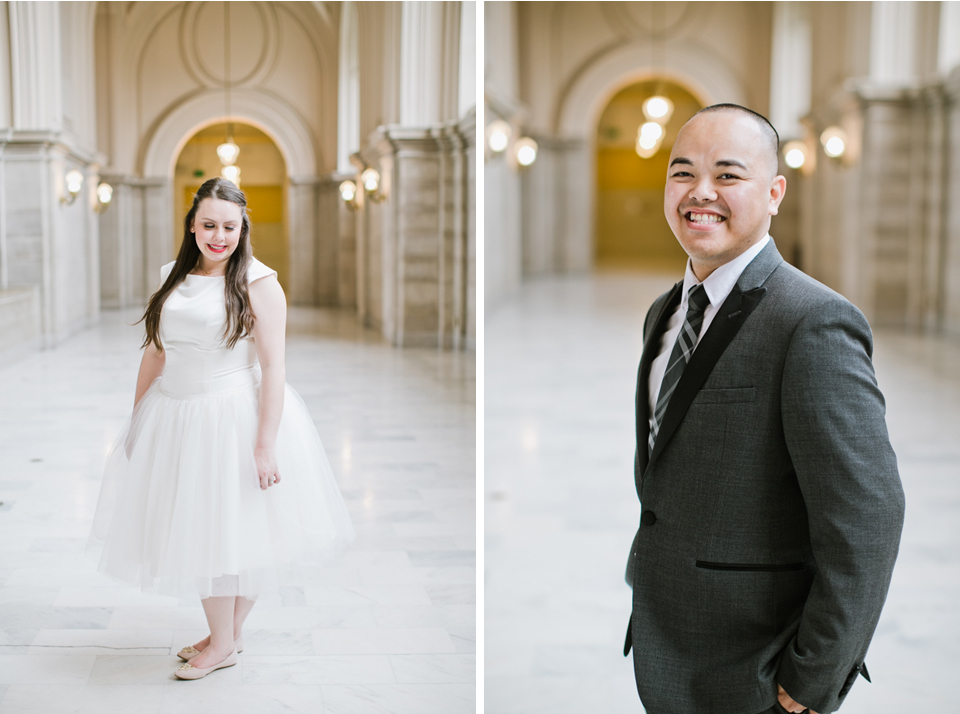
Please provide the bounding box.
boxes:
[623,104,904,714]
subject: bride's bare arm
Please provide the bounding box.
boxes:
[134,343,165,408]
[250,274,287,490]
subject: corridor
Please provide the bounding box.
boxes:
[0,307,475,714]
[485,271,958,713]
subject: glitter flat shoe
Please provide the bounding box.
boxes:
[174,649,238,680]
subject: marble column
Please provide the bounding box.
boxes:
[0,2,101,350]
[869,2,920,86]
[349,1,471,348]
[142,178,173,299]
[316,177,342,307]
[98,175,173,308]
[941,67,960,337]
[798,1,946,330]
[98,176,141,308]
[521,135,590,276]
[461,111,476,350]
[849,85,948,331]
[287,178,319,306]
[484,137,522,310]
[399,1,461,127]
[482,1,521,310]
[1,133,100,345]
[337,191,358,309]
[359,115,474,349]
[769,1,811,141]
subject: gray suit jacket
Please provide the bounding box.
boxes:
[624,241,904,714]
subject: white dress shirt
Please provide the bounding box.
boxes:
[647,234,771,421]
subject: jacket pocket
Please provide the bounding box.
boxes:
[695,560,807,572]
[695,387,756,404]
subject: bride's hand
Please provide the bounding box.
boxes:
[254,445,281,490]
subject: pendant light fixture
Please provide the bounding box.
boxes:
[217,1,240,184]
[636,3,673,159]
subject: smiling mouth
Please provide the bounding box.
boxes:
[207,244,227,253]
[685,212,725,224]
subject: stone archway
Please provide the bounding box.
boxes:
[142,88,318,179]
[556,44,745,137]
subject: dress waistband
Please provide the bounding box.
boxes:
[158,363,261,399]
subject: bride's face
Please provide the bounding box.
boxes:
[192,197,243,271]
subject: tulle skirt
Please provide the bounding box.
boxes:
[89,377,355,600]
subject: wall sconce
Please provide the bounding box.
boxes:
[361,168,386,203]
[61,169,83,205]
[486,120,512,154]
[94,182,113,213]
[515,137,538,167]
[782,140,807,170]
[339,179,359,210]
[486,115,537,168]
[820,127,847,159]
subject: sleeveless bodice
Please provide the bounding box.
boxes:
[156,258,275,398]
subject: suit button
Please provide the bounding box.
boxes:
[641,510,657,526]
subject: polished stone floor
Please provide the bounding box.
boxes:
[485,271,959,713]
[0,307,475,714]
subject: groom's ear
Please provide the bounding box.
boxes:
[768,175,786,216]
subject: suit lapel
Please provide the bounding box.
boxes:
[635,282,682,479]
[645,240,785,471]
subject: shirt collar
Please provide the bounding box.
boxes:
[680,234,771,311]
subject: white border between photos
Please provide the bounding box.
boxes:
[475,2,485,712]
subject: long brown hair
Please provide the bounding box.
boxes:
[138,178,255,351]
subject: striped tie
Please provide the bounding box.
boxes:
[648,284,710,457]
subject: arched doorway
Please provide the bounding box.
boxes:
[174,123,289,291]
[594,80,702,271]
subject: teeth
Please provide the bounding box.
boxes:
[688,213,722,224]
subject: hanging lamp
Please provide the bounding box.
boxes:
[217,1,240,183]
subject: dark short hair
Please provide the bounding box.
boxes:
[693,103,780,174]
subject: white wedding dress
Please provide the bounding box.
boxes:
[90,258,355,599]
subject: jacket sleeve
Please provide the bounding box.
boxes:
[777,297,905,713]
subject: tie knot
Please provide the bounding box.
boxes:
[687,284,710,313]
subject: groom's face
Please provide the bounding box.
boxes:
[663,110,786,280]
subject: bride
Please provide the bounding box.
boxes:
[89,177,355,679]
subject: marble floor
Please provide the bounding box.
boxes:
[485,271,960,713]
[0,307,476,714]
